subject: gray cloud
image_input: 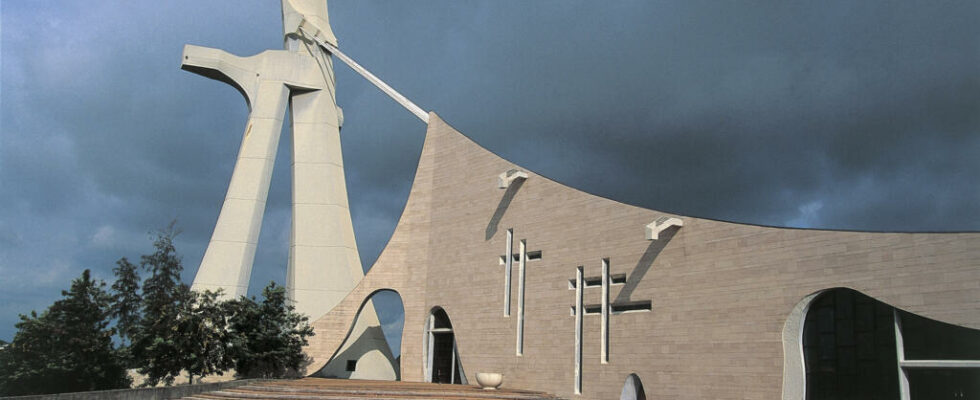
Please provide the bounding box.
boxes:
[1,0,977,340]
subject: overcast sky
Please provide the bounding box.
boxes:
[1,1,977,348]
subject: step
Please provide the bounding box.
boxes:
[184,378,561,400]
[235,384,554,399]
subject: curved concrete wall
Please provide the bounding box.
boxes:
[307,113,980,399]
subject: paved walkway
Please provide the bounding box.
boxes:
[182,378,563,400]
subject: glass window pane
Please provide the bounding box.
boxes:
[907,368,980,399]
[899,310,980,360]
[803,289,898,400]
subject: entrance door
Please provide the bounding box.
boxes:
[426,307,464,384]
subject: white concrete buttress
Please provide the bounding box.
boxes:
[183,46,324,298]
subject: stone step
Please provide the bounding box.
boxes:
[192,391,548,400]
[233,384,554,399]
[182,378,562,400]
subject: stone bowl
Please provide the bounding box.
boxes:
[475,372,503,390]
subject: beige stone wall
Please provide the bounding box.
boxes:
[307,113,980,399]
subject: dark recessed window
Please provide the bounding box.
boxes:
[803,289,897,399]
[346,360,357,372]
[612,300,652,313]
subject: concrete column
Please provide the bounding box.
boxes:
[287,87,362,320]
[184,44,291,298]
[287,73,396,381]
[283,32,396,380]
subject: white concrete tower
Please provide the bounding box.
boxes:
[185,0,396,379]
[280,0,361,324]
[282,0,398,379]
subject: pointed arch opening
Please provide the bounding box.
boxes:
[423,306,467,384]
[620,373,646,400]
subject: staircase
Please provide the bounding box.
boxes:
[182,378,563,400]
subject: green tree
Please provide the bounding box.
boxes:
[177,289,233,384]
[228,282,315,378]
[110,257,141,359]
[0,270,131,395]
[131,224,188,386]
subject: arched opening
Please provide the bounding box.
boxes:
[424,307,466,384]
[315,289,404,381]
[802,288,899,399]
[620,373,646,400]
[784,288,980,399]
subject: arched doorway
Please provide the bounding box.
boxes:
[424,307,466,384]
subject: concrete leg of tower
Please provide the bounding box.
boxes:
[183,44,324,300]
[191,79,289,298]
[287,87,358,318]
[288,84,395,380]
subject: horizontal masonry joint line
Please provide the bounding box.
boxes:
[567,283,625,290]
[291,203,349,209]
[291,121,340,128]
[245,116,286,122]
[207,239,258,245]
[290,162,345,168]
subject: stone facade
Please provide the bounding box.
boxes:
[305,113,980,399]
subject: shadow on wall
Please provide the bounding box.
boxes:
[319,325,396,379]
[485,178,525,240]
[615,227,676,303]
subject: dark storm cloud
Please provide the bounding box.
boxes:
[1,1,977,339]
[329,1,978,231]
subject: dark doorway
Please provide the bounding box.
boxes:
[426,307,465,384]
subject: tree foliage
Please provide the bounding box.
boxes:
[1,222,320,395]
[110,257,141,354]
[177,289,234,384]
[131,224,188,386]
[0,270,131,395]
[228,282,315,379]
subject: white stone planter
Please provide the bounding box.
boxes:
[475,372,503,390]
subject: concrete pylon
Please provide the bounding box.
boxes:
[283,0,398,380]
[182,46,321,297]
[184,0,396,380]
